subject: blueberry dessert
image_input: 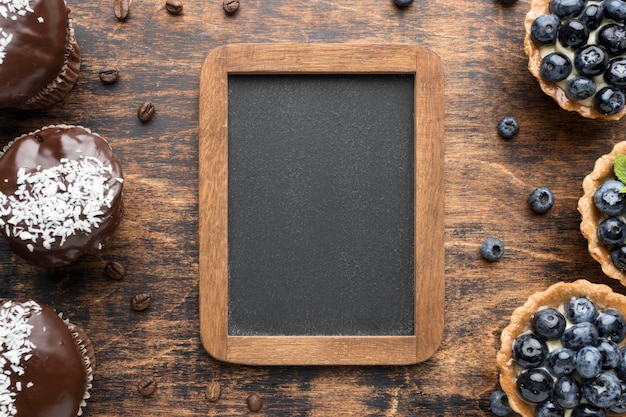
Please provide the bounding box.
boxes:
[579,141,626,285]
[524,0,626,119]
[496,280,626,417]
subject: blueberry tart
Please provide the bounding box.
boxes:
[497,280,626,417]
[525,0,626,119]
[579,141,626,285]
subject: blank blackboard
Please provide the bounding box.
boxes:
[199,44,445,365]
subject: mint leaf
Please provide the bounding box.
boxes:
[615,153,626,192]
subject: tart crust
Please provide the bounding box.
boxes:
[579,141,626,286]
[496,279,626,417]
[524,0,626,120]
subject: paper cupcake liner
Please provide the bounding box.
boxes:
[64,318,95,417]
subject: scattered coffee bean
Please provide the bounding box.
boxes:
[205,381,221,402]
[528,186,554,214]
[137,101,156,123]
[497,116,519,139]
[165,0,183,15]
[246,393,263,412]
[98,66,119,85]
[114,0,131,21]
[104,261,125,280]
[481,237,505,262]
[394,0,414,7]
[137,377,157,396]
[223,0,240,14]
[130,293,152,311]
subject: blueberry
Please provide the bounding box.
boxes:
[570,404,607,417]
[532,308,565,339]
[576,345,602,379]
[528,186,555,214]
[540,52,573,83]
[604,57,626,88]
[531,14,561,44]
[574,45,609,77]
[513,333,549,367]
[566,297,598,324]
[596,338,622,369]
[617,347,626,378]
[609,382,626,414]
[536,401,565,417]
[553,375,582,409]
[481,237,504,261]
[516,368,554,404]
[546,347,577,377]
[595,308,626,343]
[594,180,626,216]
[557,20,589,50]
[582,371,622,408]
[604,0,626,22]
[579,3,605,30]
[549,0,584,18]
[489,390,512,417]
[566,76,596,101]
[561,321,599,350]
[598,217,626,247]
[611,245,626,270]
[595,86,625,115]
[497,116,519,139]
[393,0,413,7]
[598,23,626,56]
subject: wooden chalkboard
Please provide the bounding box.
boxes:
[198,44,445,365]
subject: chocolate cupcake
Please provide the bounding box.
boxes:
[0,125,124,268]
[0,299,94,417]
[0,0,81,109]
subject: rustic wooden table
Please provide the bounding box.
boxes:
[1,0,624,415]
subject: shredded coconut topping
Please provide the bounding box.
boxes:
[0,300,40,416]
[0,0,34,65]
[0,155,123,248]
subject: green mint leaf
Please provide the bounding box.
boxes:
[615,153,626,189]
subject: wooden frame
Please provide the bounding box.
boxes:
[198,43,445,365]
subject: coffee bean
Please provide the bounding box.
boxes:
[205,381,221,402]
[165,0,183,15]
[137,377,157,396]
[223,0,240,14]
[246,393,263,412]
[104,261,125,280]
[114,0,131,21]
[137,101,156,122]
[99,66,119,85]
[130,293,152,311]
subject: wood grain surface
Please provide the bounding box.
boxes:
[0,0,624,415]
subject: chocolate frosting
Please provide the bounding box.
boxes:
[1,300,88,417]
[0,0,70,108]
[0,126,124,268]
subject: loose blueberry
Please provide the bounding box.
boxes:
[595,308,626,343]
[582,371,622,408]
[611,245,626,270]
[596,338,622,369]
[562,321,599,350]
[528,186,555,214]
[566,76,596,101]
[580,3,605,30]
[513,333,549,368]
[531,14,561,44]
[481,237,504,261]
[489,390,512,417]
[546,347,577,377]
[618,347,626,378]
[598,23,626,56]
[566,297,598,324]
[609,382,626,414]
[540,52,573,83]
[536,400,565,417]
[595,86,626,115]
[574,45,609,77]
[393,0,413,7]
[553,375,582,409]
[604,57,626,88]
[594,180,626,216]
[576,345,602,379]
[549,0,585,18]
[570,404,607,417]
[604,0,626,22]
[497,116,519,139]
[558,19,589,50]
[517,368,554,404]
[532,308,565,339]
[598,217,626,247]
